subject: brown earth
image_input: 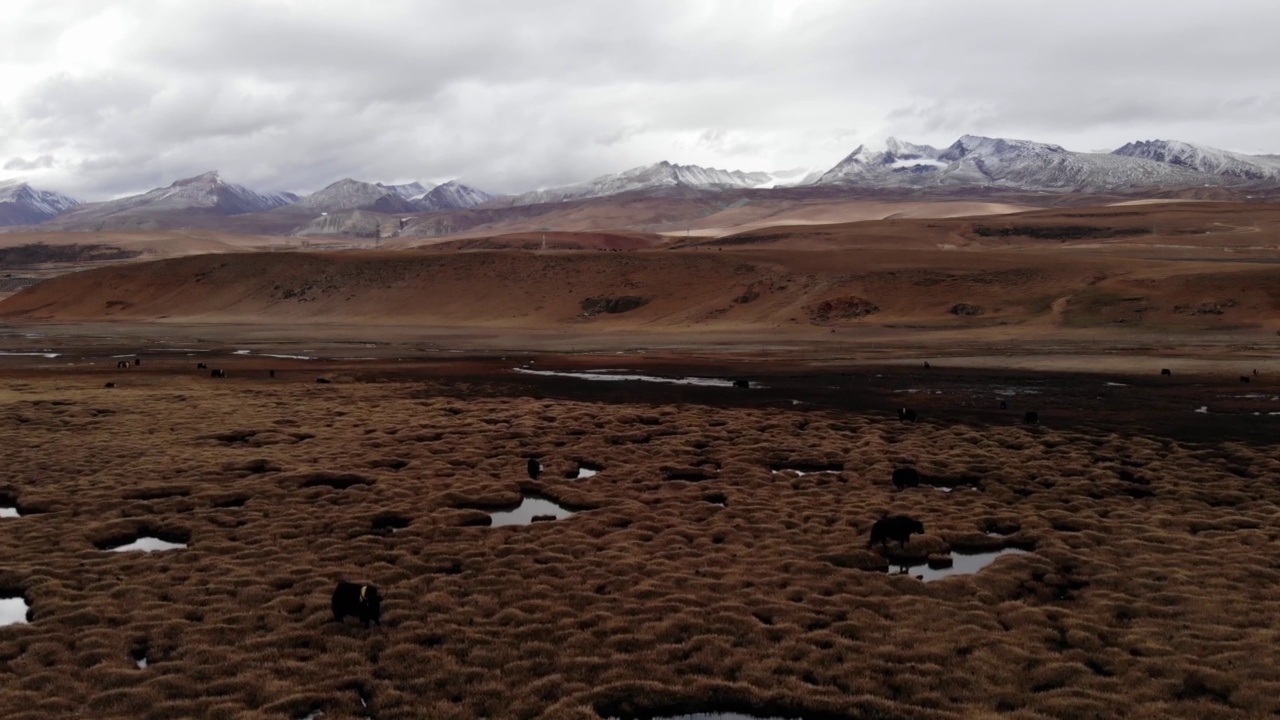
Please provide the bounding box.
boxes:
[1,354,1279,719]
[2,199,1280,719]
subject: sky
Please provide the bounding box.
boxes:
[1,0,1278,201]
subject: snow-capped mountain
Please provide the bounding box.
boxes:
[815,138,948,185]
[414,181,496,212]
[1112,140,1280,182]
[814,135,1221,192]
[382,181,428,199]
[0,180,79,226]
[294,178,416,213]
[46,171,296,228]
[506,161,773,206]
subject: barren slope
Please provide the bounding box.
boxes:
[4,245,1280,343]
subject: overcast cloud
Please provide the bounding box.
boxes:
[1,0,1277,200]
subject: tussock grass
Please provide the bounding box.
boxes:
[1,367,1279,719]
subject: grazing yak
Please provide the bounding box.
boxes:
[923,361,931,369]
[733,379,750,389]
[1023,411,1039,424]
[116,361,129,369]
[868,515,925,549]
[197,363,208,370]
[331,581,382,628]
[897,407,918,423]
[316,377,331,384]
[269,370,276,378]
[104,382,116,388]
[999,399,1008,410]
[1240,376,1251,384]
[1161,368,1172,376]
[527,458,542,480]
[891,467,921,489]
[210,369,226,378]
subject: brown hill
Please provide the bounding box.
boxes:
[5,239,1280,342]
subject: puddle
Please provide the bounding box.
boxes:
[576,467,600,479]
[892,548,1028,582]
[0,351,60,358]
[0,507,18,518]
[1194,406,1209,414]
[515,368,743,387]
[0,597,31,626]
[232,350,318,360]
[105,537,188,552]
[488,494,575,527]
[770,469,837,477]
[1104,382,1129,387]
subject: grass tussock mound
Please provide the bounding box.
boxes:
[0,366,1278,718]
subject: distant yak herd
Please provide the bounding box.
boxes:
[105,358,310,382]
[95,353,1261,631]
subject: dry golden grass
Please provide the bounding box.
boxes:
[1,362,1279,720]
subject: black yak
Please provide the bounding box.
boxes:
[104,382,116,388]
[527,458,542,480]
[868,515,924,549]
[1240,376,1251,384]
[733,379,750,389]
[923,361,931,369]
[316,377,331,384]
[117,360,129,369]
[134,358,141,366]
[891,467,921,489]
[269,369,276,378]
[331,581,382,628]
[1023,411,1039,424]
[999,399,1008,410]
[1160,368,1171,376]
[211,369,226,378]
[898,407,918,423]
[197,363,208,370]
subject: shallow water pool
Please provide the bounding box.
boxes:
[488,495,575,527]
[0,597,30,626]
[897,548,1028,582]
[106,537,188,552]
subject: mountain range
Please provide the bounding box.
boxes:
[4,135,1280,232]
[0,179,80,226]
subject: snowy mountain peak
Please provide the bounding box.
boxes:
[415,181,496,212]
[505,161,772,206]
[379,181,429,200]
[939,135,1066,163]
[813,133,1232,191]
[40,171,295,228]
[0,180,80,226]
[177,170,223,185]
[296,178,415,213]
[1112,139,1280,181]
[816,137,948,184]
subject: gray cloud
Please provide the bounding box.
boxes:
[0,0,1277,200]
[3,154,54,171]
